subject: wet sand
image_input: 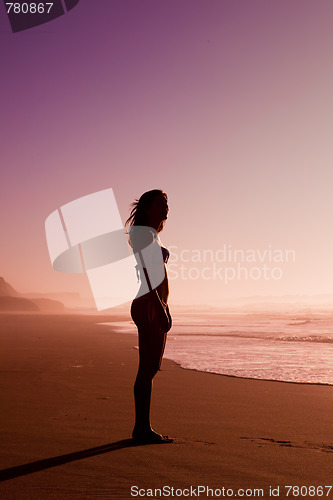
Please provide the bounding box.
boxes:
[0,313,332,499]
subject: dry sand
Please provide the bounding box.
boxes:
[0,313,332,499]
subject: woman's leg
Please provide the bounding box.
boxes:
[133,358,156,434]
[132,327,165,436]
[131,299,172,443]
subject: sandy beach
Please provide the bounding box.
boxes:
[0,313,332,499]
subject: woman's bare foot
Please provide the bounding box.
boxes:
[132,428,174,444]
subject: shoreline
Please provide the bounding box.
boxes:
[163,357,333,388]
[0,313,332,498]
[2,311,331,386]
[100,318,333,388]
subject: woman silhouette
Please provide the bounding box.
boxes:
[126,190,173,444]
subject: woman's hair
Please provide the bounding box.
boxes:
[125,189,167,233]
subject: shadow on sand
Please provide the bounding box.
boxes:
[0,439,142,482]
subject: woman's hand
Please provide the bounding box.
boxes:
[152,290,172,333]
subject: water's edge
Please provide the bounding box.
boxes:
[98,321,333,387]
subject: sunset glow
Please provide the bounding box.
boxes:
[2,0,333,307]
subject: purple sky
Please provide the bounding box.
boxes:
[1,1,333,306]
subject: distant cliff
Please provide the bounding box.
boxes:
[0,276,20,297]
[0,276,65,312]
[0,296,39,311]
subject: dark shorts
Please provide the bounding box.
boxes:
[131,296,167,372]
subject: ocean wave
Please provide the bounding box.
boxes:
[172,330,333,344]
[275,335,333,344]
[288,320,312,326]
